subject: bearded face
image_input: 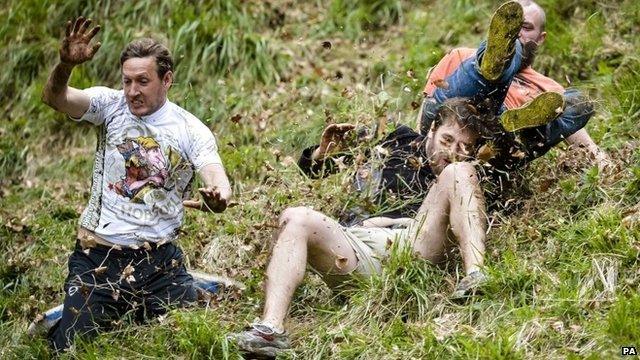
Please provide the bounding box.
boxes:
[520,40,539,69]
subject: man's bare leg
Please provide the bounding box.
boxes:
[261,206,359,331]
[408,162,487,275]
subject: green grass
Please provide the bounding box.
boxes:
[1,0,640,358]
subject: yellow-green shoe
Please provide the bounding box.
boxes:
[479,1,524,81]
[500,91,565,132]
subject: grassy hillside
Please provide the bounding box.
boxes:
[1,0,639,358]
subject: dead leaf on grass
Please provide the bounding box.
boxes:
[230,114,242,124]
[511,150,526,159]
[121,264,136,283]
[112,289,120,301]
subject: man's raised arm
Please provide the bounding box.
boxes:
[298,123,356,178]
[42,17,101,118]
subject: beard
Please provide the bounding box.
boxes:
[520,40,539,69]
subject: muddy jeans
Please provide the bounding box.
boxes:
[48,240,197,352]
[422,88,594,161]
[431,39,524,112]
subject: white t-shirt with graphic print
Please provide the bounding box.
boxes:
[75,86,222,246]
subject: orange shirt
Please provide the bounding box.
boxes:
[423,47,564,109]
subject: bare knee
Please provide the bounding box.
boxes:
[437,162,479,186]
[281,206,345,251]
[276,206,326,243]
[279,206,313,227]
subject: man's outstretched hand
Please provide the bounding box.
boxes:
[311,123,356,161]
[60,17,101,66]
[183,187,231,213]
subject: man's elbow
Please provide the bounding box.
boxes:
[41,90,61,111]
[565,89,595,118]
[41,90,53,107]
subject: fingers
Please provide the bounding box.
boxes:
[85,24,101,40]
[198,187,222,200]
[335,123,356,132]
[324,123,339,131]
[79,18,91,35]
[198,187,213,197]
[198,187,228,212]
[88,42,102,57]
[321,125,335,141]
[69,17,100,38]
[328,123,355,129]
[65,20,72,37]
[72,17,84,35]
[183,200,202,210]
[325,123,355,136]
[336,126,355,138]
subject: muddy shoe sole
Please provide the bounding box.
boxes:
[500,91,565,132]
[479,1,524,81]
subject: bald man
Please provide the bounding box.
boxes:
[420,0,611,174]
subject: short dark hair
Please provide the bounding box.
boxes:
[120,38,173,78]
[429,97,503,144]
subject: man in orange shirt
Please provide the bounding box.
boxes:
[420,0,610,172]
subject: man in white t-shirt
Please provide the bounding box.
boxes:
[41,17,231,352]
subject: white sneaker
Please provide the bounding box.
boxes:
[27,304,63,336]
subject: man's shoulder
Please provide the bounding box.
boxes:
[383,125,422,144]
[76,86,124,124]
[85,86,123,100]
[165,101,204,125]
[165,101,214,137]
[444,47,476,61]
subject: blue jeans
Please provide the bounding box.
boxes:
[519,88,594,158]
[423,88,594,161]
[422,39,593,162]
[432,40,524,112]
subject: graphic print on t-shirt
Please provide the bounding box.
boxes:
[113,136,172,203]
[76,87,223,244]
[104,122,193,226]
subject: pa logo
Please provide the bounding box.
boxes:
[622,346,637,356]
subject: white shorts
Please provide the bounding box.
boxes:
[319,225,410,286]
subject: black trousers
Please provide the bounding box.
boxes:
[48,240,197,352]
